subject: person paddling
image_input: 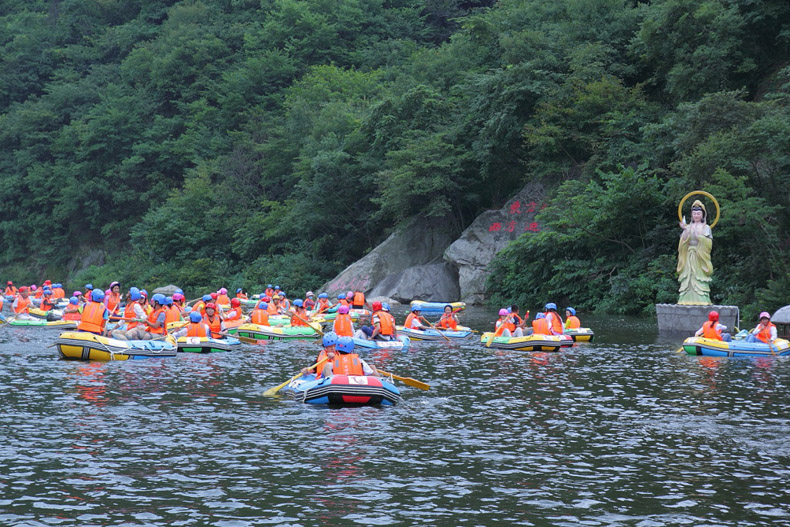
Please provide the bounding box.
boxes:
[695,310,731,342]
[301,332,339,377]
[172,311,211,338]
[404,306,429,330]
[437,304,459,330]
[12,286,34,320]
[319,337,379,378]
[746,311,777,344]
[202,303,227,338]
[110,287,146,340]
[370,301,398,341]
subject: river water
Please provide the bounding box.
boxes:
[1,308,789,526]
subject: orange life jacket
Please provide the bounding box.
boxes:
[339,298,349,307]
[331,354,364,376]
[756,322,776,344]
[52,287,65,299]
[317,298,330,313]
[224,308,243,321]
[404,313,422,329]
[702,320,722,340]
[146,307,166,335]
[280,299,291,310]
[291,309,309,327]
[14,296,32,314]
[216,294,230,306]
[266,302,280,315]
[5,286,17,296]
[494,317,515,336]
[236,292,248,300]
[375,311,395,336]
[333,313,354,337]
[192,301,206,314]
[187,323,209,337]
[203,313,223,337]
[265,288,274,298]
[62,305,82,321]
[352,292,365,308]
[34,289,43,299]
[165,305,182,324]
[546,312,563,335]
[251,309,269,326]
[313,350,330,378]
[565,316,581,329]
[438,313,458,330]
[532,318,550,335]
[78,302,106,334]
[40,297,55,311]
[105,292,121,315]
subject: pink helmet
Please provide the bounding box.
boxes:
[498,308,509,316]
[346,291,353,299]
[31,284,37,291]
[338,305,350,314]
[73,291,82,297]
[759,311,771,320]
[173,293,184,301]
[219,287,228,295]
[306,291,314,297]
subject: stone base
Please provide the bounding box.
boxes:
[656,304,740,334]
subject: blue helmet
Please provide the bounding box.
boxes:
[322,331,339,347]
[237,288,243,293]
[85,283,94,290]
[189,311,203,323]
[267,284,273,288]
[258,302,268,310]
[293,299,303,307]
[54,283,62,288]
[175,288,183,295]
[91,289,105,302]
[129,287,141,301]
[202,294,212,302]
[411,305,421,312]
[274,285,280,290]
[337,293,345,300]
[382,302,390,311]
[164,296,173,306]
[565,307,576,316]
[152,293,166,305]
[336,336,355,354]
[318,293,328,299]
[69,296,79,305]
[545,303,557,311]
[536,312,546,319]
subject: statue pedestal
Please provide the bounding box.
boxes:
[656,304,740,334]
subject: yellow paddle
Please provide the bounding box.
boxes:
[420,316,451,343]
[377,369,430,391]
[263,357,328,397]
[291,310,324,336]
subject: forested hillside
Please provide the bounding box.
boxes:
[1,0,788,315]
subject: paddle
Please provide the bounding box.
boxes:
[262,357,328,397]
[421,316,450,343]
[237,335,266,345]
[377,369,430,391]
[291,310,324,337]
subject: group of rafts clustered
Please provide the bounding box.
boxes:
[1,194,787,407]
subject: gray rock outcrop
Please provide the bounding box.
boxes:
[772,306,790,324]
[445,182,546,304]
[369,262,460,303]
[153,284,181,296]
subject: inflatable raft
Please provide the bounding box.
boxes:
[284,373,401,406]
[319,308,371,321]
[480,333,573,352]
[681,336,790,357]
[55,331,177,361]
[564,328,595,342]
[352,335,411,351]
[176,336,241,353]
[409,300,466,314]
[397,325,472,341]
[236,323,320,341]
[9,318,77,329]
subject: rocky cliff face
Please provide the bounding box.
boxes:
[322,182,546,304]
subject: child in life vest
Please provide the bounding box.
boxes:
[694,310,731,341]
[746,311,776,344]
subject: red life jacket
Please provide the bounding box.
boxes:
[78,302,106,334]
[532,318,550,335]
[756,322,776,344]
[702,321,722,340]
[331,354,364,376]
[333,314,353,337]
[352,292,365,308]
[146,307,166,335]
[251,309,269,325]
[187,323,209,337]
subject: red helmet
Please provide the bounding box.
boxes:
[230,298,241,307]
[205,302,217,310]
[708,310,719,321]
[372,301,382,311]
[210,293,218,300]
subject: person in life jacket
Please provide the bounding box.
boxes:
[172,293,187,315]
[336,293,349,308]
[104,282,122,321]
[139,290,153,315]
[404,306,429,330]
[319,336,379,378]
[290,299,310,327]
[333,305,355,337]
[172,311,211,338]
[265,284,274,298]
[250,301,270,326]
[202,303,227,338]
[494,308,523,337]
[278,292,291,311]
[531,312,550,335]
[83,284,94,305]
[351,291,367,310]
[31,284,42,300]
[216,287,231,306]
[163,297,182,326]
[304,291,316,311]
[192,294,212,316]
[543,303,564,335]
[62,296,82,321]
[5,281,18,296]
[316,293,332,314]
[267,295,283,315]
[110,287,147,340]
[694,310,731,342]
[52,283,66,299]
[437,305,459,330]
[77,289,109,335]
[746,311,777,344]
[564,307,581,330]
[236,288,248,300]
[12,286,34,319]
[124,294,168,340]
[40,288,56,312]
[370,301,398,341]
[224,298,244,322]
[72,291,83,306]
[301,331,338,376]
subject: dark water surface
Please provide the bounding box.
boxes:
[1,308,789,526]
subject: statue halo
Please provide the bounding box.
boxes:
[678,190,720,229]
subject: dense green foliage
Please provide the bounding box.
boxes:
[1,0,789,316]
